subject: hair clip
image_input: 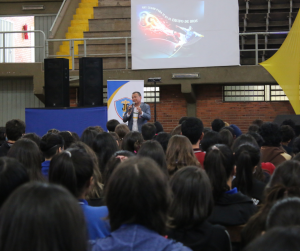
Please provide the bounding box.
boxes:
[212,145,219,150]
[65,151,72,157]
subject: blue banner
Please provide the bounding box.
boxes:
[25,107,107,137]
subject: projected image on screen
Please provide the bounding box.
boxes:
[137,4,204,59]
[131,0,239,70]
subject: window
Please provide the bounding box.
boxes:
[0,19,14,62]
[223,84,288,102]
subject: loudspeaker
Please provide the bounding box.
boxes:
[79,57,103,106]
[44,58,70,107]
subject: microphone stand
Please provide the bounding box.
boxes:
[154,80,157,122]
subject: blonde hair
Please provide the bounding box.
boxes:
[166,135,200,175]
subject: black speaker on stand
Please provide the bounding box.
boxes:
[79,57,103,106]
[44,58,70,107]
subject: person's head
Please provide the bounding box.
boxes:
[106,119,120,132]
[268,160,300,190]
[203,127,212,134]
[204,144,234,200]
[219,128,234,148]
[59,131,76,149]
[87,126,104,133]
[200,130,222,152]
[281,119,296,133]
[293,136,300,154]
[105,157,171,235]
[252,119,264,128]
[248,124,260,133]
[181,117,204,145]
[109,132,120,147]
[121,131,144,153]
[5,119,26,141]
[211,119,225,132]
[259,122,281,147]
[231,133,259,152]
[137,140,168,176]
[222,126,235,138]
[154,121,163,134]
[93,132,119,174]
[0,182,87,251]
[244,227,300,251]
[7,138,44,181]
[171,124,181,136]
[22,133,41,147]
[49,148,94,198]
[132,91,142,105]
[153,132,171,153]
[103,150,135,185]
[71,132,80,141]
[266,197,300,230]
[179,116,188,125]
[47,128,60,134]
[115,124,130,143]
[166,135,200,175]
[232,143,260,196]
[280,125,295,144]
[141,123,156,140]
[70,141,103,199]
[40,133,64,160]
[0,157,29,207]
[169,166,213,229]
[247,131,265,147]
[80,128,98,149]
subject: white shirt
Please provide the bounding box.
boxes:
[132,107,139,132]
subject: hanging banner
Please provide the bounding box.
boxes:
[107,80,144,124]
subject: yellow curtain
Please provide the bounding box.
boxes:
[260,11,300,114]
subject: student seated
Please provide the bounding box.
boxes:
[49,148,110,240]
[205,144,256,225]
[40,133,64,178]
[243,227,300,251]
[241,160,300,247]
[0,182,88,251]
[90,157,191,251]
[168,166,231,251]
[0,157,29,207]
[232,143,266,205]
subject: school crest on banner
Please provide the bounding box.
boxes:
[114,97,132,119]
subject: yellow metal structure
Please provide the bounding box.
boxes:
[56,0,98,69]
[260,11,300,114]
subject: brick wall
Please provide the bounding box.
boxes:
[196,85,295,133]
[148,85,186,133]
[1,16,34,62]
[70,84,295,133]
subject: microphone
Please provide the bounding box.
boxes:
[129,102,135,112]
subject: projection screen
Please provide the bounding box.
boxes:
[131,0,240,70]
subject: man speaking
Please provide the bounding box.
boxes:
[123,91,151,132]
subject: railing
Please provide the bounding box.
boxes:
[239,31,289,65]
[46,37,130,70]
[49,0,71,39]
[0,30,46,62]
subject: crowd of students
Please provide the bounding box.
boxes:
[0,116,299,251]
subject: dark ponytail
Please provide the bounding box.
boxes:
[233,143,260,196]
[49,149,94,198]
[204,144,234,201]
